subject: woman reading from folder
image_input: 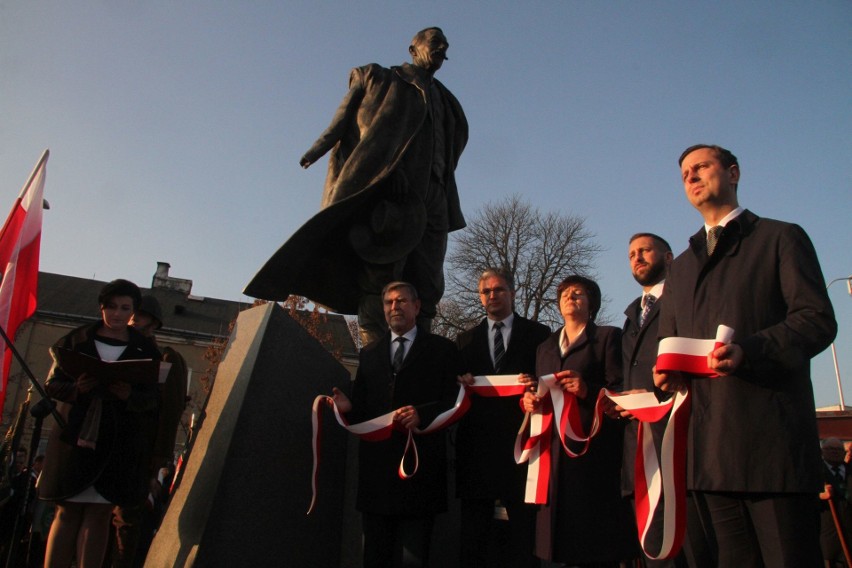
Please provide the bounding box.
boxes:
[39,279,160,568]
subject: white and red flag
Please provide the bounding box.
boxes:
[0,150,49,413]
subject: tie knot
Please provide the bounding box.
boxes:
[644,294,656,309]
[493,322,504,331]
[395,336,407,345]
[707,225,723,255]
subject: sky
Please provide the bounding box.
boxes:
[1,1,850,407]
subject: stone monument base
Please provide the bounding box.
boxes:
[144,303,351,567]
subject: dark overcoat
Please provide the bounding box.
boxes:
[658,210,837,493]
[535,323,637,563]
[38,323,161,507]
[350,329,461,516]
[455,314,550,500]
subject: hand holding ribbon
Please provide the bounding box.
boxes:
[515,372,613,504]
[604,389,691,560]
[656,325,735,377]
[308,374,526,514]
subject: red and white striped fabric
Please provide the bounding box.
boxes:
[514,373,612,504]
[656,325,734,377]
[308,374,525,514]
[0,151,48,413]
[603,325,734,559]
[607,389,691,560]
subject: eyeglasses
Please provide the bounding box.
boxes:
[480,287,508,296]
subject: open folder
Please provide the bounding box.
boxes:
[54,348,172,385]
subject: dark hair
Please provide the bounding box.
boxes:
[412,27,445,45]
[556,275,601,321]
[678,144,739,169]
[382,281,419,301]
[628,232,672,253]
[478,267,514,291]
[98,279,142,311]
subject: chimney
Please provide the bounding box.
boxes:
[152,262,193,295]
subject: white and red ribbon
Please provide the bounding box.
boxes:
[656,325,734,377]
[602,324,734,559]
[514,374,612,504]
[307,374,525,514]
[606,389,691,560]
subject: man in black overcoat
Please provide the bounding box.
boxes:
[655,144,837,567]
[455,267,550,567]
[331,281,460,568]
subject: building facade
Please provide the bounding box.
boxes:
[1,262,358,460]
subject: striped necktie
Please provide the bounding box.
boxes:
[392,337,407,374]
[707,225,723,256]
[493,322,506,372]
[640,294,656,327]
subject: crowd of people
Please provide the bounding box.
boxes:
[0,135,841,568]
[330,144,839,568]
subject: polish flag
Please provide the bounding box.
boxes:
[0,150,48,413]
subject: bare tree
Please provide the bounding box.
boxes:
[436,195,603,338]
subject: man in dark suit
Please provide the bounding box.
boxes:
[615,233,716,567]
[455,267,550,567]
[655,144,837,567]
[331,281,460,568]
[620,233,672,500]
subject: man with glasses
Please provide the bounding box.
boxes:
[455,267,550,567]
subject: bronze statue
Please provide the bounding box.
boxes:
[245,27,468,345]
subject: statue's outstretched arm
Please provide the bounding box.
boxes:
[300,81,364,169]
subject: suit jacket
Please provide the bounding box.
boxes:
[534,323,635,562]
[620,293,666,495]
[659,210,837,492]
[350,328,461,516]
[455,314,550,500]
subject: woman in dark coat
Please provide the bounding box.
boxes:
[39,279,160,568]
[523,275,637,566]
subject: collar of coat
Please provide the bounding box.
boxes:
[688,208,758,259]
[393,62,448,95]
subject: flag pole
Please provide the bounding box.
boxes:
[19,150,49,199]
[0,323,64,429]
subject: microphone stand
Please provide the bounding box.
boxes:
[0,324,65,430]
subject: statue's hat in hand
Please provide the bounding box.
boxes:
[349,196,425,264]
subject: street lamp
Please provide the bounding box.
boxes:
[827,276,852,410]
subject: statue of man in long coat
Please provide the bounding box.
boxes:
[246,27,468,345]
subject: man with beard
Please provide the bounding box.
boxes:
[613,233,714,566]
[619,233,672,501]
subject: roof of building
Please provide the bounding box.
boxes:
[35,271,357,357]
